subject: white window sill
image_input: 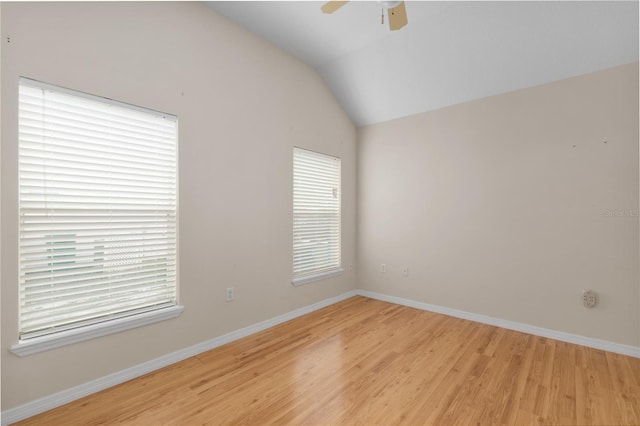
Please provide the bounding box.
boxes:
[10,305,184,357]
[292,268,344,286]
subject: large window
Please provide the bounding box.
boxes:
[17,78,179,346]
[292,147,342,285]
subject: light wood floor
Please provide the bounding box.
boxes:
[16,296,640,425]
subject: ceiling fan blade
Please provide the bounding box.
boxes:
[388,1,408,31]
[321,1,349,14]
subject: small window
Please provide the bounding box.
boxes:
[18,78,178,341]
[292,147,342,285]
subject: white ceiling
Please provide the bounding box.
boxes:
[207,1,639,126]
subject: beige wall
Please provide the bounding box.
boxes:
[1,0,638,416]
[0,2,357,410]
[358,63,639,347]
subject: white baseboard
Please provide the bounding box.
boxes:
[4,288,638,425]
[356,289,640,358]
[0,290,358,426]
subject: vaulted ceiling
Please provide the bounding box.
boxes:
[207,1,639,126]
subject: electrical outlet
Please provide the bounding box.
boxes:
[381,263,386,273]
[402,267,409,277]
[226,287,234,302]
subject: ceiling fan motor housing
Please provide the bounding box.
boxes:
[379,1,402,9]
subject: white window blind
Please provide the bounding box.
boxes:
[293,147,341,282]
[18,78,178,340]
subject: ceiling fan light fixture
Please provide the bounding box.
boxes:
[378,1,402,9]
[321,0,408,31]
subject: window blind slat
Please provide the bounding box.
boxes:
[21,277,177,304]
[18,78,178,340]
[19,134,176,158]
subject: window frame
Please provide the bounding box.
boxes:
[292,147,343,286]
[11,78,182,356]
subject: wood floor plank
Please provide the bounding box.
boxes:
[13,296,640,425]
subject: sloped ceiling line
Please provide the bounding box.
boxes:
[207,1,639,127]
